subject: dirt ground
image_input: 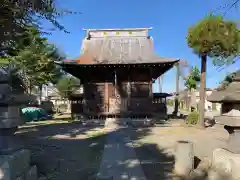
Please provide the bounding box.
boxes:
[132,120,229,159]
[15,119,229,180]
[16,121,107,180]
[127,119,229,180]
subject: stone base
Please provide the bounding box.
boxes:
[0,136,23,155]
[0,127,23,155]
[0,149,43,180]
[211,148,240,179]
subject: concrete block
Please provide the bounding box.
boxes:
[0,149,30,180]
[212,148,240,179]
[25,166,37,180]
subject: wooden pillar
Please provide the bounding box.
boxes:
[114,69,117,96]
[158,76,162,93]
[127,67,131,97]
[127,67,131,109]
[104,82,108,112]
[149,68,153,97]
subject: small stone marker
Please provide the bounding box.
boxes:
[174,140,194,177]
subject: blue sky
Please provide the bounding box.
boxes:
[44,0,239,93]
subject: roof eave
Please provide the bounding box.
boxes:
[55,59,179,66]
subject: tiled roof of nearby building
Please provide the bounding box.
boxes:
[208,75,240,102]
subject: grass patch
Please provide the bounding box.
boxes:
[86,130,107,138]
[23,119,78,126]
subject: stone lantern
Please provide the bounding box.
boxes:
[0,68,35,155]
[208,74,240,153]
[214,109,240,153]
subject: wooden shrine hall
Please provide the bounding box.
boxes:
[56,28,179,119]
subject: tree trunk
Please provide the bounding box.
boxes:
[187,90,190,111]
[198,55,207,128]
[27,80,32,94]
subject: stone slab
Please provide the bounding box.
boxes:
[0,149,30,180]
[16,175,25,180]
[212,148,240,179]
[25,166,37,180]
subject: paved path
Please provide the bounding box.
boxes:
[97,118,146,180]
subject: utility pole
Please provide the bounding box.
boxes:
[173,61,180,115]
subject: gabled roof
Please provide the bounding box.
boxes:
[63,28,179,65]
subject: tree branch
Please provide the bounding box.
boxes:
[213,0,240,16]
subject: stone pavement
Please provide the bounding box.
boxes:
[97,118,146,180]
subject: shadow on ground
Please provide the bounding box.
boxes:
[16,122,106,180]
[96,117,175,180]
[16,119,176,180]
[128,127,175,180]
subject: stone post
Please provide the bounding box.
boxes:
[174,140,194,177]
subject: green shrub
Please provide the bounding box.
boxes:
[167,99,174,106]
[186,111,199,125]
